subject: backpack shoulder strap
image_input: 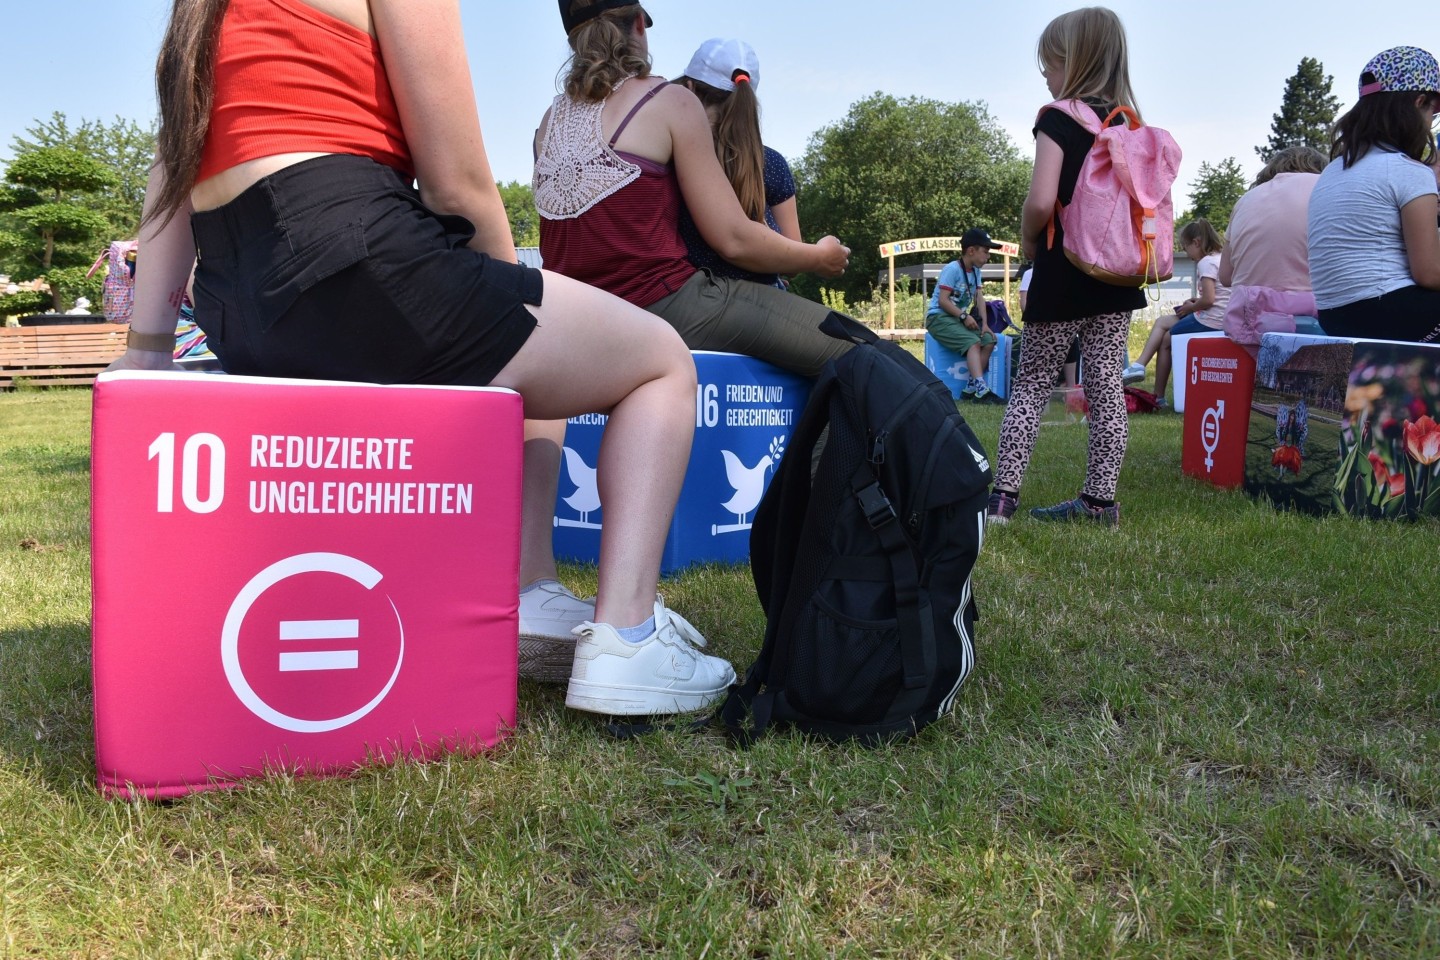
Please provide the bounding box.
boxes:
[819,310,879,346]
[1036,98,1103,135]
[849,461,933,694]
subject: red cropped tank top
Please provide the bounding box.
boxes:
[197,0,414,183]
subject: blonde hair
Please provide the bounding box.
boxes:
[1252,145,1327,186]
[680,77,766,222]
[561,1,651,102]
[1037,7,1140,119]
[1180,219,1223,257]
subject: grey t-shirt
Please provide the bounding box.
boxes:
[1307,148,1437,310]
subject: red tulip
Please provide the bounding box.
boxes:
[1404,415,1440,466]
[1368,450,1388,486]
[1389,470,1407,499]
[1272,445,1303,474]
[1367,450,1407,499]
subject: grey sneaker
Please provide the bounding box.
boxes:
[566,599,736,716]
[1029,496,1120,527]
[1122,361,1146,384]
[518,580,594,682]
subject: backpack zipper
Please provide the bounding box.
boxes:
[908,417,961,532]
[869,382,930,464]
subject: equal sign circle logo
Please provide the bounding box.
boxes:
[221,553,405,733]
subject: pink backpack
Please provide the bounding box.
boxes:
[86,240,139,324]
[1038,100,1182,289]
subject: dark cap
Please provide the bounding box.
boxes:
[559,0,653,35]
[961,227,1001,251]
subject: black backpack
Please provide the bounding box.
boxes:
[720,312,992,744]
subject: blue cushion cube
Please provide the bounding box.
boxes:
[552,351,812,575]
[925,332,1011,400]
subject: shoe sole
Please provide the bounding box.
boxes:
[1122,372,1145,384]
[565,676,733,716]
[985,513,1011,525]
[517,633,576,683]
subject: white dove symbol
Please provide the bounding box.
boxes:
[561,447,601,521]
[720,450,774,523]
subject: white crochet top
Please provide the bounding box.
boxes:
[533,77,643,220]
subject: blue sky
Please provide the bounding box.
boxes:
[0,1,1428,221]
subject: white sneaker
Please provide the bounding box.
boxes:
[565,599,736,716]
[1122,361,1146,384]
[518,580,594,682]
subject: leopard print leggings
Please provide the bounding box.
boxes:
[994,311,1132,501]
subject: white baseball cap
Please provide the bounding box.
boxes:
[682,38,760,92]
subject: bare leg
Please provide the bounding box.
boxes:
[966,342,990,381]
[491,270,696,630]
[1155,335,1174,400]
[1134,313,1178,367]
[977,340,996,378]
[519,419,565,588]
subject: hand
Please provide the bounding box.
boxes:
[813,235,850,278]
[106,348,181,373]
[964,317,979,331]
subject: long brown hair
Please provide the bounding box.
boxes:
[680,77,766,222]
[146,0,231,229]
[1331,90,1432,167]
[1037,6,1140,119]
[562,1,651,102]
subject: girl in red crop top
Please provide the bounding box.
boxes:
[112,0,738,717]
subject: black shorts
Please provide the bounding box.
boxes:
[190,154,540,385]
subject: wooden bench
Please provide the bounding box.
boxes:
[0,323,129,388]
[873,327,927,341]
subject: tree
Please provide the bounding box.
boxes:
[498,180,539,248]
[792,93,1031,303]
[10,112,156,234]
[0,113,154,309]
[4,147,116,271]
[1257,58,1340,163]
[1182,158,1247,236]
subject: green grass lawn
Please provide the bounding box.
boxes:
[2,386,1438,959]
